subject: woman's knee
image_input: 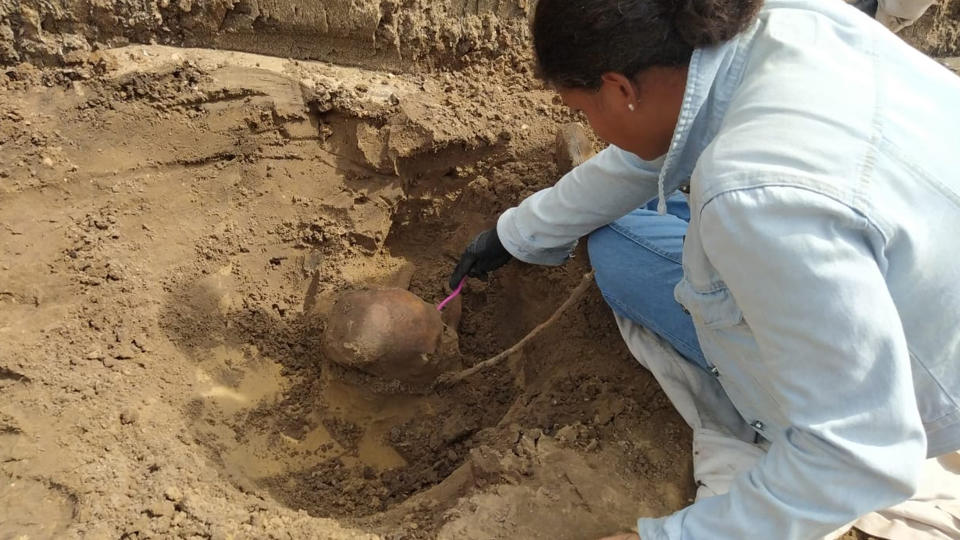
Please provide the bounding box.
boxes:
[587,225,618,276]
[586,219,686,318]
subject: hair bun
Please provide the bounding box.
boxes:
[672,0,763,48]
[533,0,762,89]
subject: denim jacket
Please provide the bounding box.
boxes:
[495,0,960,538]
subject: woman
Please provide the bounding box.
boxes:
[449,0,960,538]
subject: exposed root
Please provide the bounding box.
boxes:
[435,270,596,388]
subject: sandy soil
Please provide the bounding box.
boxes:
[3,0,957,68]
[0,44,696,539]
[1,2,957,539]
[0,0,533,70]
[901,0,960,55]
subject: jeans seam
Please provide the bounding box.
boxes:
[607,222,683,265]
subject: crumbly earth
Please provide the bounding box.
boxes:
[1,0,956,70]
[0,0,533,70]
[0,44,697,539]
[0,3,956,540]
[901,0,960,55]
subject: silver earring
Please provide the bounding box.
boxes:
[628,103,635,111]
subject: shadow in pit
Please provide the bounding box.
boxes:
[158,269,517,519]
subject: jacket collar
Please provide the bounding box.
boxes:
[655,20,759,213]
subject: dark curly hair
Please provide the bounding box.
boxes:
[533,0,763,89]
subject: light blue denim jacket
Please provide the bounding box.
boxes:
[495,1,960,538]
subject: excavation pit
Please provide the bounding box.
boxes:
[1,43,699,539]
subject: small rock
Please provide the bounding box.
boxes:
[147,500,175,517]
[128,516,151,535]
[120,408,139,425]
[163,486,183,503]
[555,122,595,174]
[113,344,136,360]
[86,350,104,360]
[555,424,581,444]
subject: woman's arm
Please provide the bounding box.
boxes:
[496,145,661,265]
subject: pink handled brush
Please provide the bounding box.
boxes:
[436,277,466,311]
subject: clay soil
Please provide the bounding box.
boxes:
[1,3,957,540]
[0,39,699,539]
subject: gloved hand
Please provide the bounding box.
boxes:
[449,227,513,289]
[852,0,878,17]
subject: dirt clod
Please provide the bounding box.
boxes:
[164,486,184,503]
[555,122,596,175]
[120,409,140,425]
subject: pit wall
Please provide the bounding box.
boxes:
[0,0,532,68]
[4,0,956,70]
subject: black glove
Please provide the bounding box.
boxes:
[449,227,513,289]
[852,0,878,17]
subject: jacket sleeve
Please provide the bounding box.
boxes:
[496,145,661,265]
[638,185,926,539]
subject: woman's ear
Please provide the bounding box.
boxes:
[599,72,640,111]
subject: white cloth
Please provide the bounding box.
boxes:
[879,0,937,21]
[616,315,960,539]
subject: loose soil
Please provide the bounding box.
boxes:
[1,3,956,539]
[0,45,693,539]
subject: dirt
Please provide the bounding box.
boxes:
[1,2,957,539]
[2,0,957,72]
[0,42,695,539]
[901,0,960,56]
[0,0,532,71]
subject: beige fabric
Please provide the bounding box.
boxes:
[879,0,937,21]
[876,5,918,32]
[852,453,960,539]
[615,316,960,540]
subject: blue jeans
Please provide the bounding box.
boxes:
[588,194,710,372]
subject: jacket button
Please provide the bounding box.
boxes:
[679,183,691,194]
[750,420,765,431]
[710,366,720,377]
